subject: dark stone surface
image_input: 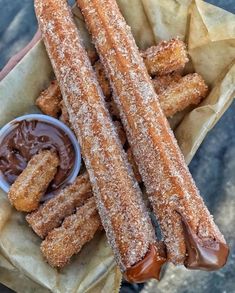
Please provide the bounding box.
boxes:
[0,1,234,292]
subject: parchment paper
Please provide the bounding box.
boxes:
[0,1,234,292]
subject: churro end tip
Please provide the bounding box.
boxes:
[124,244,166,283]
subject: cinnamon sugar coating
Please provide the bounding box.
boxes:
[94,60,112,99]
[36,80,62,117]
[41,197,101,268]
[26,173,92,238]
[153,73,208,117]
[8,150,59,212]
[141,38,189,76]
[126,148,142,183]
[77,0,227,264]
[153,73,182,95]
[35,0,156,271]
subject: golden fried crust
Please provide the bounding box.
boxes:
[8,150,59,212]
[26,173,92,238]
[152,73,182,95]
[77,0,227,264]
[94,60,112,99]
[141,38,189,76]
[36,80,62,117]
[36,40,189,117]
[35,0,156,271]
[154,73,208,117]
[126,148,142,183]
[41,197,101,268]
[39,73,207,122]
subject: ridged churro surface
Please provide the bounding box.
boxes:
[8,150,59,212]
[77,0,227,264]
[41,197,101,268]
[36,80,62,117]
[35,0,156,271]
[141,38,188,76]
[26,173,92,238]
[154,73,208,117]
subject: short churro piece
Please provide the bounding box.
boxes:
[26,173,92,238]
[142,38,188,76]
[8,150,59,212]
[153,73,182,95]
[154,73,208,117]
[78,0,228,271]
[94,60,112,99]
[35,0,159,277]
[41,197,101,268]
[36,80,62,117]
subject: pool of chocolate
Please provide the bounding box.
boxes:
[0,120,75,191]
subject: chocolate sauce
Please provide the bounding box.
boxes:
[0,120,75,191]
[124,244,166,283]
[181,216,229,270]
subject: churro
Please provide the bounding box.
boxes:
[126,148,141,183]
[35,39,189,115]
[38,74,207,122]
[26,172,92,238]
[113,120,126,146]
[141,38,189,76]
[36,80,62,117]
[41,197,101,268]
[154,73,208,117]
[8,150,59,212]
[77,0,228,271]
[152,73,182,95]
[94,60,112,99]
[35,0,163,279]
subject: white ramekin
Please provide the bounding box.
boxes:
[0,114,81,195]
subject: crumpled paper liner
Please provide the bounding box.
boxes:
[0,0,234,292]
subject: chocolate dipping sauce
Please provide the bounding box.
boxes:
[124,244,166,283]
[0,120,75,191]
[181,216,229,270]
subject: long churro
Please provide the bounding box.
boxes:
[154,73,208,117]
[35,0,164,280]
[26,172,92,238]
[141,38,189,76]
[41,197,101,268]
[8,150,59,212]
[77,0,228,271]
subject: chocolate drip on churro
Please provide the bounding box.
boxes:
[0,120,75,191]
[124,243,166,283]
[181,216,229,271]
